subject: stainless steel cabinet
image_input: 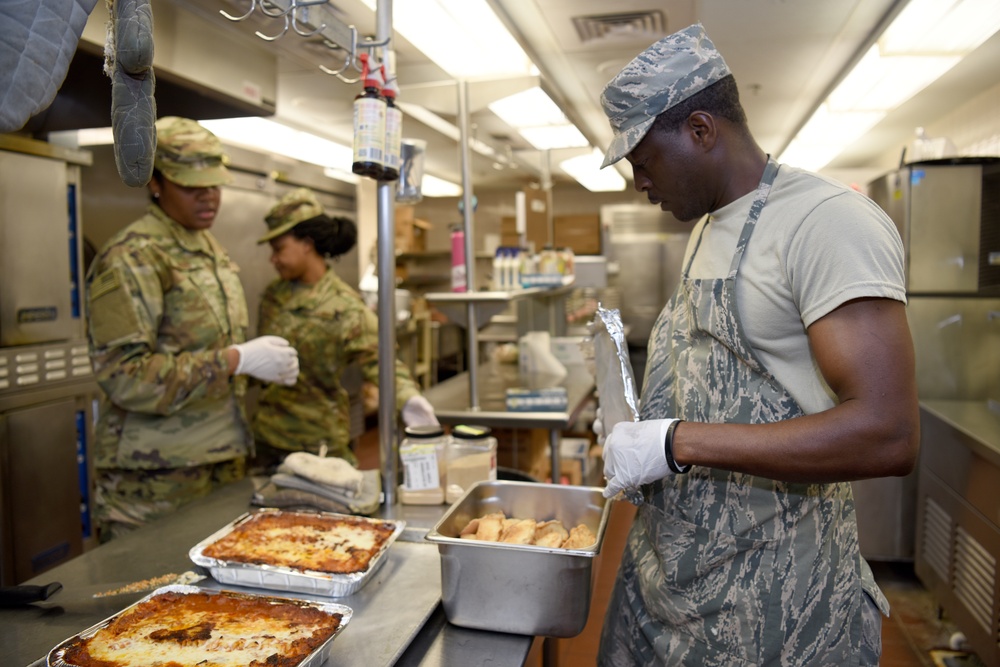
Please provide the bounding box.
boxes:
[915,401,1000,667]
[0,393,90,584]
[0,149,80,346]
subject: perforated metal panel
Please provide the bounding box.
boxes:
[953,526,997,634]
[922,497,952,583]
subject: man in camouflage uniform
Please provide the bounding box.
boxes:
[594,25,920,665]
[252,187,437,470]
[86,117,299,541]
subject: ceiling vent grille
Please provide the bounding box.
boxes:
[572,11,666,44]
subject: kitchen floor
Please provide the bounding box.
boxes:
[355,426,984,667]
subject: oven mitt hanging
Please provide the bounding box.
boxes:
[0,0,100,132]
[104,0,156,187]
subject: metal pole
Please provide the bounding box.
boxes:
[456,79,479,410]
[375,0,398,504]
[540,149,557,334]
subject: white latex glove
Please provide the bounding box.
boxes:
[593,406,606,446]
[602,418,679,499]
[233,335,299,386]
[402,395,439,427]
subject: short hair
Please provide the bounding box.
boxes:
[652,74,747,134]
[292,215,357,259]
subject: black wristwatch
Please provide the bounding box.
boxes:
[664,420,691,474]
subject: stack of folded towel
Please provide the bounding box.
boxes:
[252,452,382,515]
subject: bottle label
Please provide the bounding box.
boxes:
[451,263,467,292]
[384,106,402,171]
[401,444,440,490]
[353,97,386,165]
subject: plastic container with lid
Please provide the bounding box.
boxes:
[399,425,447,505]
[445,425,498,504]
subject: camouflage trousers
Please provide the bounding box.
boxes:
[94,458,246,542]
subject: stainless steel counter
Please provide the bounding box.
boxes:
[914,398,1000,666]
[3,478,532,667]
[919,398,1000,466]
[423,362,595,481]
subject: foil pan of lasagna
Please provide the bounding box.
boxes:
[47,584,352,667]
[189,508,405,598]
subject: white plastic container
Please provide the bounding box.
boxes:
[445,425,497,504]
[399,425,447,505]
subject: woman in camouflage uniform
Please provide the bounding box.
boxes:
[85,117,299,541]
[251,187,438,470]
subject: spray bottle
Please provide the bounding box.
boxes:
[381,65,401,182]
[352,53,386,179]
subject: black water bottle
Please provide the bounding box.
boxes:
[352,53,386,179]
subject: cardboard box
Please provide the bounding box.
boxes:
[537,437,591,486]
[395,206,432,254]
[492,427,549,477]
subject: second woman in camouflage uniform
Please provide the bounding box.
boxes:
[252,188,438,470]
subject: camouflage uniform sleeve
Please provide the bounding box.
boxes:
[346,298,420,411]
[86,243,235,416]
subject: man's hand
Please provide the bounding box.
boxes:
[233,336,299,386]
[602,418,679,499]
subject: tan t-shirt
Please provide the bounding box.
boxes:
[684,164,906,414]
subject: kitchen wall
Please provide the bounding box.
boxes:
[355,76,1000,272]
[79,77,1000,290]
[863,80,1000,175]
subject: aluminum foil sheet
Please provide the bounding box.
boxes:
[189,509,405,598]
[590,306,644,505]
[47,584,353,667]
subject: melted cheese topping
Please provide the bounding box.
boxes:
[202,512,396,574]
[60,591,341,667]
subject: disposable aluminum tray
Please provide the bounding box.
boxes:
[425,480,610,637]
[189,508,405,598]
[46,584,353,667]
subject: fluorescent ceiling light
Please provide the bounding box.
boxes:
[488,88,568,127]
[360,0,532,79]
[489,87,589,150]
[518,125,590,151]
[420,174,463,197]
[827,45,958,113]
[881,0,1000,54]
[47,127,115,146]
[779,0,1000,170]
[200,117,357,183]
[560,149,627,192]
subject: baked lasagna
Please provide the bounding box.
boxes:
[56,589,344,667]
[201,511,396,575]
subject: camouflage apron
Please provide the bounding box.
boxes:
[599,158,888,666]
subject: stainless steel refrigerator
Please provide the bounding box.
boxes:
[861,157,1000,561]
[600,203,695,347]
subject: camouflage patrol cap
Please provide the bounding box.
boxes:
[154,116,233,187]
[258,187,325,244]
[600,23,731,168]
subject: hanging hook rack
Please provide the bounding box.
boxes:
[258,0,294,18]
[255,12,289,40]
[318,25,363,82]
[291,0,329,37]
[223,0,391,86]
[219,0,256,22]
